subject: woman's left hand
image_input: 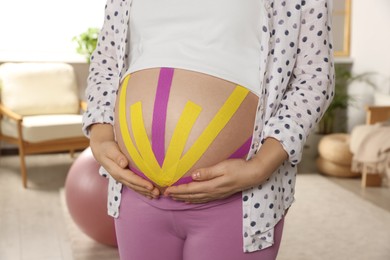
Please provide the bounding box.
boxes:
[163,158,258,204]
[164,138,289,203]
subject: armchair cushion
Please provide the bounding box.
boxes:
[1,114,84,143]
[0,62,79,115]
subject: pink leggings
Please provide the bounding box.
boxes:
[115,187,284,260]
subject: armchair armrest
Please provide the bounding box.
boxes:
[365,105,390,125]
[0,103,23,122]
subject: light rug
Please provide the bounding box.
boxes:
[277,174,390,260]
[60,190,120,260]
[61,174,390,260]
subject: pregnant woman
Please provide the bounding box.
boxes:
[83,0,335,259]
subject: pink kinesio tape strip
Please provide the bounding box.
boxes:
[152,67,174,166]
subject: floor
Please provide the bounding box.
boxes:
[299,155,390,213]
[0,153,75,260]
[0,152,389,260]
[327,174,390,212]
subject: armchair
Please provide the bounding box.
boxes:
[350,104,390,187]
[0,62,89,188]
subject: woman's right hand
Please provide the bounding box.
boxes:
[89,123,160,199]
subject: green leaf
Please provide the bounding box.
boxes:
[72,27,100,63]
[317,66,377,134]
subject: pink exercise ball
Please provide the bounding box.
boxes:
[65,147,117,247]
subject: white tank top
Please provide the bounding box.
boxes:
[126,0,262,96]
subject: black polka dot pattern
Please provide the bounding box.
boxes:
[82,0,335,254]
[243,0,334,252]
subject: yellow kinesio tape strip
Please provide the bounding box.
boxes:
[162,101,202,183]
[171,86,249,179]
[125,100,203,186]
[119,79,248,187]
[131,102,162,176]
[118,75,154,176]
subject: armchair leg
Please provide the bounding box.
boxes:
[19,154,27,188]
[18,147,28,188]
[16,122,28,188]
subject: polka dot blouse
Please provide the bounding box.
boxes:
[82,0,335,253]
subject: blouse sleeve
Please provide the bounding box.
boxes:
[262,0,335,165]
[82,0,124,137]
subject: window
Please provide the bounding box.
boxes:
[332,0,352,57]
[0,0,106,62]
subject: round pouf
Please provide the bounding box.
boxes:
[65,147,117,247]
[316,133,360,178]
[316,156,360,178]
[318,133,353,166]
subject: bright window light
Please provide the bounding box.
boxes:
[0,0,106,62]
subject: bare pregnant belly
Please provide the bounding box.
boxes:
[114,68,258,189]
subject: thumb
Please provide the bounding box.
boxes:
[117,155,129,168]
[108,143,128,168]
[191,163,224,181]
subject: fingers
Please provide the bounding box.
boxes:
[91,140,160,199]
[164,163,226,197]
[88,124,160,199]
[165,160,246,203]
[100,141,129,169]
[191,161,226,181]
[121,172,160,199]
[164,181,220,203]
[109,167,160,199]
[109,146,129,169]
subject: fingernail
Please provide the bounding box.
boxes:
[192,172,200,179]
[119,159,125,167]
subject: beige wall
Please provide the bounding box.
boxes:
[347,0,390,131]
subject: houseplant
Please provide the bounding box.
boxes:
[317,66,376,134]
[72,27,99,63]
[299,66,376,173]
